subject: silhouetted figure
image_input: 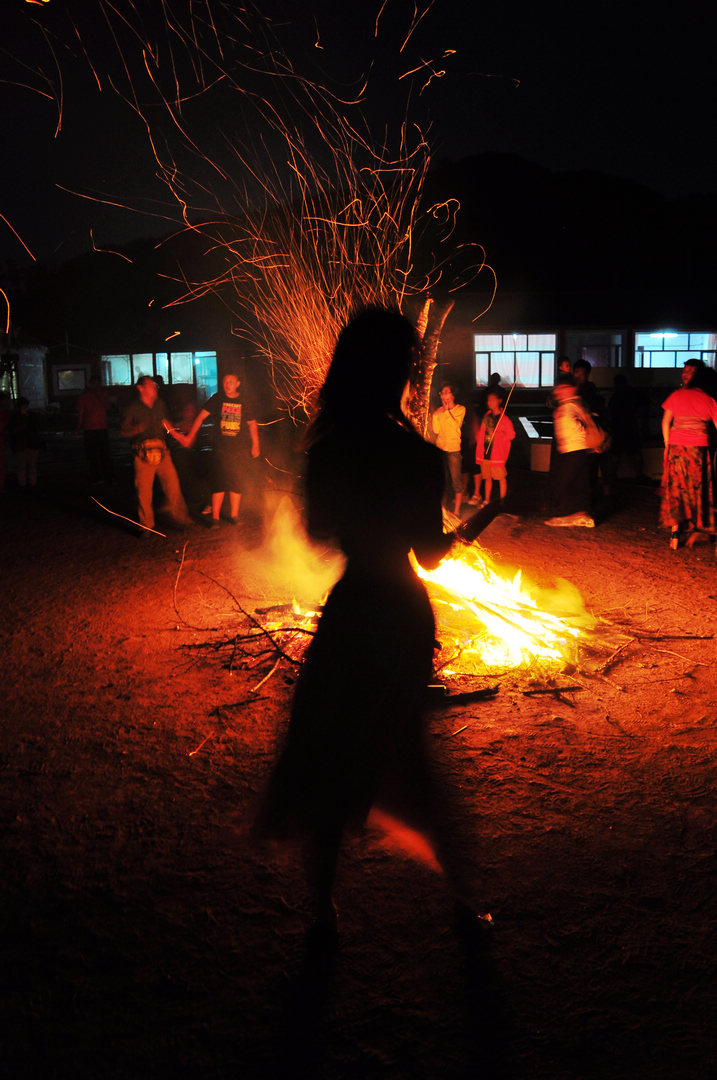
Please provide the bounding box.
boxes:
[572,358,604,419]
[10,397,42,489]
[76,376,114,484]
[573,358,607,497]
[255,308,488,940]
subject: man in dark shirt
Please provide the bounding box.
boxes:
[120,375,191,532]
[573,359,606,422]
[573,358,609,498]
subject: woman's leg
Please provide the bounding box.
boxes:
[228,491,242,520]
[304,824,342,933]
[210,490,224,523]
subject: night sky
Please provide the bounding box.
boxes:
[2,0,716,267]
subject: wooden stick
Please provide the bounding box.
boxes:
[251,656,282,692]
[597,638,635,674]
[191,568,303,664]
[188,731,215,757]
[523,685,583,695]
[91,496,167,537]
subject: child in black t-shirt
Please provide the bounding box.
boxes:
[169,373,260,527]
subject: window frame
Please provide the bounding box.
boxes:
[473,332,557,389]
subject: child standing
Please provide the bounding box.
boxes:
[169,372,260,528]
[475,389,515,506]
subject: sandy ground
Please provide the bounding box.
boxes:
[1,435,716,1080]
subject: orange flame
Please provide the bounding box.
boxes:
[258,500,591,676]
[417,543,592,674]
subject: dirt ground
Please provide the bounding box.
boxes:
[2,436,716,1080]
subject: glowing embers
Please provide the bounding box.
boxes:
[258,601,322,662]
[417,543,591,675]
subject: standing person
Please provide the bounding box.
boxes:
[119,375,192,533]
[169,372,260,529]
[660,364,717,550]
[573,359,604,419]
[431,383,466,516]
[9,397,42,490]
[254,308,489,941]
[474,387,515,506]
[545,365,572,513]
[76,376,114,484]
[574,358,608,497]
[544,376,595,528]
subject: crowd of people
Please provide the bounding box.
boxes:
[118,371,261,535]
[2,348,716,558]
[0,369,262,536]
[427,355,717,553]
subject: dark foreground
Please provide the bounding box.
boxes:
[1,439,716,1079]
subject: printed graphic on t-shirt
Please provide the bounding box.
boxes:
[220,401,242,437]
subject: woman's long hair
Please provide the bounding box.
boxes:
[307,307,418,445]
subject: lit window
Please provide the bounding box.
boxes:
[102,355,131,385]
[475,353,489,384]
[155,352,169,383]
[170,352,193,383]
[132,353,154,381]
[635,331,717,368]
[473,333,556,387]
[193,351,218,402]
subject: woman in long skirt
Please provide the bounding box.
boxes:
[256,308,485,937]
[660,369,717,549]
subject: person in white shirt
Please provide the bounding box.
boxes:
[545,376,596,528]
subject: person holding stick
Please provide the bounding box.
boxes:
[475,386,515,506]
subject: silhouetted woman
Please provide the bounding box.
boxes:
[257,307,485,938]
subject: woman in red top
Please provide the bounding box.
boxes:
[660,362,717,549]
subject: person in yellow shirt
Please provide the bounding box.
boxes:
[431,383,466,516]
